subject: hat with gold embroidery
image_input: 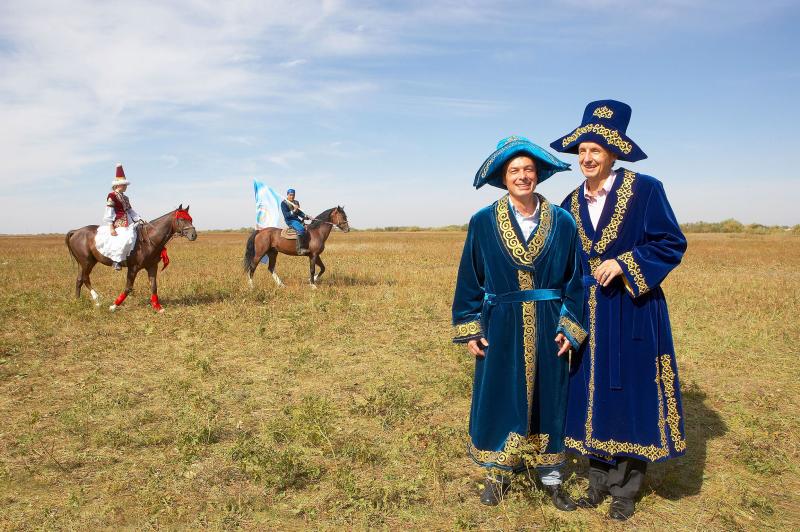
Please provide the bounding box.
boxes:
[111,163,130,187]
[474,135,570,190]
[550,100,647,162]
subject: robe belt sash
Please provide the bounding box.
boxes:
[583,275,623,390]
[481,288,562,337]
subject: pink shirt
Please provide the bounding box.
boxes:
[583,171,616,230]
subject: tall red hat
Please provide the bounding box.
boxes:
[111,163,130,187]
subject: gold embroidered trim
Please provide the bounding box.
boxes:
[588,257,601,275]
[593,106,614,119]
[469,432,564,468]
[594,170,635,255]
[495,194,552,266]
[478,137,522,179]
[561,124,632,154]
[573,285,671,462]
[570,189,592,255]
[661,354,686,452]
[453,320,481,338]
[518,270,536,425]
[558,315,587,345]
[617,251,649,295]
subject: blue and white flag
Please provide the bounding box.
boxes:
[253,180,286,229]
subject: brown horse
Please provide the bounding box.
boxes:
[65,205,197,312]
[243,206,349,289]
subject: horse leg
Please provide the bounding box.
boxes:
[146,265,164,313]
[268,250,283,287]
[81,260,101,306]
[308,254,318,290]
[110,267,138,311]
[314,256,326,284]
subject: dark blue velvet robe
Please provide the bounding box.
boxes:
[452,194,587,472]
[561,169,687,463]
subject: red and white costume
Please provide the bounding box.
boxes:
[95,164,142,263]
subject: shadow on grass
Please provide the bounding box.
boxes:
[647,383,727,499]
[160,291,235,305]
[322,274,394,287]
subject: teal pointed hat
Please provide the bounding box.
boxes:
[474,136,571,190]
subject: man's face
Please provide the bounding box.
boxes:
[503,156,538,199]
[287,192,295,201]
[578,142,616,181]
[114,184,128,193]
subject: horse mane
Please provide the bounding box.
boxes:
[308,207,338,229]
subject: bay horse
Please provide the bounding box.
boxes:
[243,206,349,289]
[65,205,197,312]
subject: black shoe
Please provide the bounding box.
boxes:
[609,497,635,521]
[480,476,511,506]
[544,484,577,512]
[576,487,608,509]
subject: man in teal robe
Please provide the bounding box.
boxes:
[550,100,688,521]
[452,136,588,510]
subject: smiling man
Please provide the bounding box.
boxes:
[452,136,587,510]
[551,100,688,521]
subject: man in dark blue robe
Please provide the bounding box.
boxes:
[550,100,687,521]
[452,136,588,511]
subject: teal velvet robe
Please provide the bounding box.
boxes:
[452,194,587,471]
[561,169,687,463]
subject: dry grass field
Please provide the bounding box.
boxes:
[0,230,798,530]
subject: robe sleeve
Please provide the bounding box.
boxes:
[555,226,587,349]
[451,216,485,344]
[128,208,141,222]
[616,181,687,298]
[102,206,114,224]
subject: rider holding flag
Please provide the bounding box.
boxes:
[281,188,310,255]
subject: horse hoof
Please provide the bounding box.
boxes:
[156,308,165,314]
[109,304,118,312]
[94,302,101,308]
[310,284,317,290]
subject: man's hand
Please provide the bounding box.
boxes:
[467,338,489,358]
[594,259,623,287]
[110,226,117,236]
[555,333,572,357]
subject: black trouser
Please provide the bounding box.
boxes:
[588,457,647,500]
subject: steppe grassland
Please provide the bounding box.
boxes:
[0,231,798,530]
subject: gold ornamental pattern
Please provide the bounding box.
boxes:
[570,189,592,255]
[495,194,552,266]
[518,269,537,426]
[593,170,635,255]
[558,315,587,345]
[661,354,686,452]
[617,250,649,295]
[469,432,565,468]
[453,320,481,339]
[561,123,633,154]
[592,106,614,118]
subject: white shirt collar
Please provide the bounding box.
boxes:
[583,170,617,200]
[508,195,540,219]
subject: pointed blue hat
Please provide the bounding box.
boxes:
[550,100,647,162]
[474,135,571,190]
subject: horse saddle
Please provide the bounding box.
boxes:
[280,228,299,240]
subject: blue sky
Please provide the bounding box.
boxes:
[0,0,797,233]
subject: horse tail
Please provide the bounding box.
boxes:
[243,229,258,272]
[65,230,79,264]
